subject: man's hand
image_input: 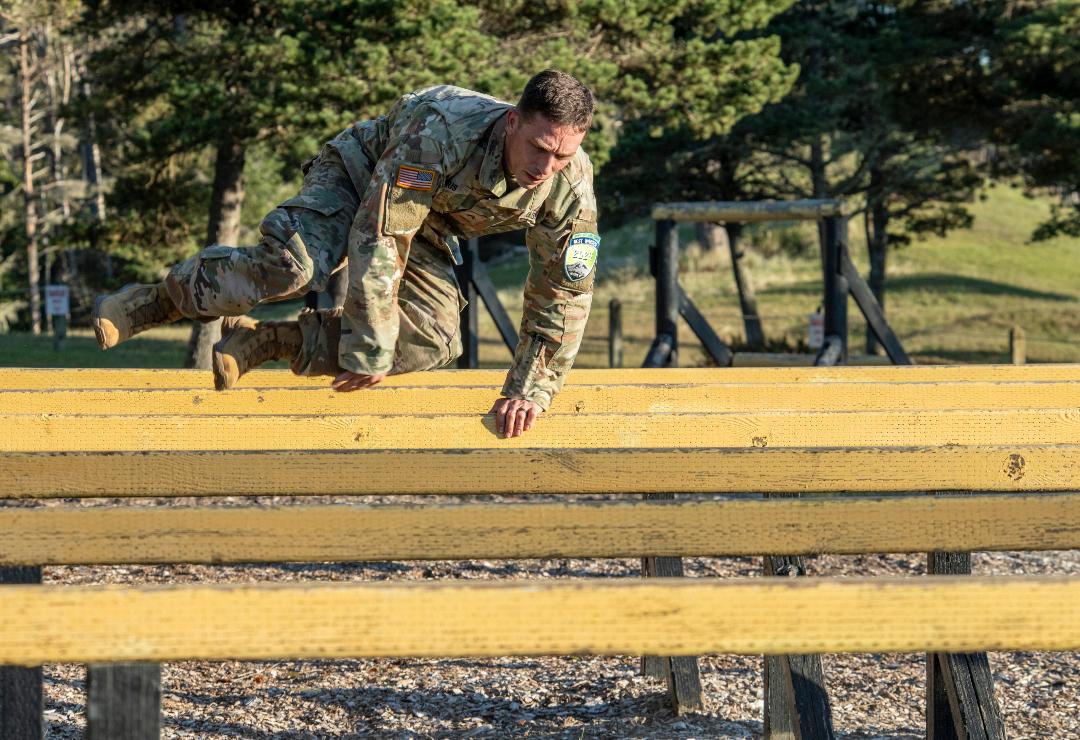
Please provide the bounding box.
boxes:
[332,370,386,392]
[490,397,543,438]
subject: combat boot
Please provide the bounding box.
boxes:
[212,316,302,390]
[92,283,183,350]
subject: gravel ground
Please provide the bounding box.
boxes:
[26,494,1080,739]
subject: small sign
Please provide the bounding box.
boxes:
[45,285,70,316]
[808,311,824,350]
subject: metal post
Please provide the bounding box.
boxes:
[456,238,480,369]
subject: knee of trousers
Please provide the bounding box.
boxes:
[389,300,463,375]
[164,235,316,320]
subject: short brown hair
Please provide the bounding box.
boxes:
[517,70,594,131]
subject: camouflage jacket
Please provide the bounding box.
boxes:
[331,85,599,410]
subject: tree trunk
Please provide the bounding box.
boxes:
[811,133,829,261]
[865,188,889,355]
[727,224,765,349]
[694,222,731,267]
[77,68,111,283]
[19,30,42,335]
[184,135,246,369]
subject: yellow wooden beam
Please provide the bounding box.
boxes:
[3,364,1080,389]
[4,380,1080,415]
[2,408,1079,452]
[0,446,1074,497]
[3,494,1076,565]
[1,576,1079,665]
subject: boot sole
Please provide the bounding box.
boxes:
[211,342,234,391]
[91,295,110,350]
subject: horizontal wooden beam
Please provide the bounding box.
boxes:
[0,446,1073,497]
[3,381,1079,415]
[731,352,892,367]
[2,494,1077,565]
[1,576,1079,665]
[651,199,844,223]
[4,364,1080,390]
[3,408,1080,452]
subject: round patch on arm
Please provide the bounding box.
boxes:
[563,232,600,282]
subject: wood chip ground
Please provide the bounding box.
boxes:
[23,493,1080,739]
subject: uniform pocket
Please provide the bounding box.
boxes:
[280,191,344,216]
[199,245,235,260]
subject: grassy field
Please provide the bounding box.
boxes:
[2,184,1077,370]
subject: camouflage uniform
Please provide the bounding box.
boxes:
[165,86,598,410]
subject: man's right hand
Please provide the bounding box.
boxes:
[332,370,386,392]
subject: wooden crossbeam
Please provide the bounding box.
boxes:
[2,380,1078,415]
[651,199,844,223]
[2,408,1080,452]
[1,576,1079,665]
[1,495,1077,565]
[0,446,1074,497]
[3,364,1080,389]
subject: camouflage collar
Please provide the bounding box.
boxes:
[479,112,511,196]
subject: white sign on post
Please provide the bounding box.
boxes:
[808,310,824,350]
[45,285,70,317]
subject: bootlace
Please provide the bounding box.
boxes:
[130,291,173,333]
[245,327,291,370]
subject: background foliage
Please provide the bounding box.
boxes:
[0,0,1076,345]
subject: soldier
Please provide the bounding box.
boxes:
[92,70,598,438]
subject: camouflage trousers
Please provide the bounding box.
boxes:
[164,131,464,375]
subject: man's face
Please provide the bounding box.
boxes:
[503,109,587,190]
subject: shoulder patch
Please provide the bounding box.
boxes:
[396,164,436,191]
[563,232,600,282]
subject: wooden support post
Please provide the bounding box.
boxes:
[926,551,1007,740]
[87,663,161,739]
[840,254,911,365]
[678,286,733,366]
[762,337,838,739]
[642,334,674,369]
[762,546,836,739]
[639,492,704,714]
[455,238,480,369]
[1010,326,1025,365]
[0,566,42,740]
[822,216,849,365]
[653,219,679,367]
[609,298,623,368]
[471,257,518,355]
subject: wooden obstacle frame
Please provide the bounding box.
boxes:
[645,199,910,368]
[0,367,1076,737]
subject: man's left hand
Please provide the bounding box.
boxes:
[332,371,386,392]
[490,397,543,438]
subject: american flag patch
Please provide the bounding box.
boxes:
[395,165,436,191]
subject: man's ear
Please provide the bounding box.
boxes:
[506,107,519,134]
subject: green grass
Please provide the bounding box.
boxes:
[4,184,1077,369]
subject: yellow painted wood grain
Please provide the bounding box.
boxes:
[1,576,1078,665]
[0,446,1072,497]
[2,494,1077,565]
[3,408,1080,452]
[2,380,1079,415]
[4,364,1080,390]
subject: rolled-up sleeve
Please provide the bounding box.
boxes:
[502,172,599,410]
